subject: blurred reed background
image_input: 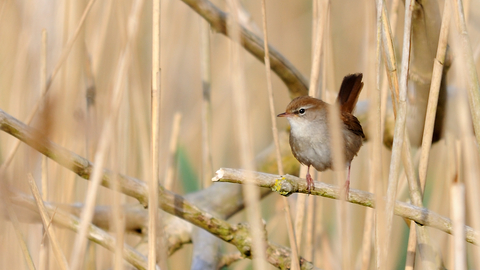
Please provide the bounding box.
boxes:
[1,0,480,269]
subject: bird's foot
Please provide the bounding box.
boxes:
[343,180,350,200]
[306,173,315,194]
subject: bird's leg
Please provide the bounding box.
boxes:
[306,165,314,194]
[343,165,351,199]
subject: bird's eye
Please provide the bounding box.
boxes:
[298,108,306,115]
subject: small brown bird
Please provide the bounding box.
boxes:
[277,73,365,194]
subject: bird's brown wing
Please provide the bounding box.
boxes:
[341,112,365,139]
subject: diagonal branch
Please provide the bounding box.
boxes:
[180,0,309,98]
[212,167,479,246]
[0,108,317,270]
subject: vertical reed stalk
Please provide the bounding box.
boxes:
[200,18,213,189]
[228,0,267,267]
[150,0,161,268]
[39,28,49,270]
[418,0,451,193]
[384,0,415,267]
[69,2,143,269]
[451,0,480,152]
[451,0,480,265]
[372,1,385,269]
[259,0,300,269]
[451,175,466,270]
[164,113,182,190]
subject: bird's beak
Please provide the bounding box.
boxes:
[277,112,290,117]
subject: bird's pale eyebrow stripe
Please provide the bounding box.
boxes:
[298,104,315,111]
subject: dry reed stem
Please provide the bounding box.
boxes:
[379,0,400,146]
[2,197,36,270]
[373,0,387,269]
[111,152,126,270]
[402,136,440,268]
[452,180,466,270]
[150,0,161,268]
[313,198,324,268]
[294,194,306,249]
[200,19,213,189]
[458,94,480,268]
[403,1,452,267]
[405,222,416,270]
[228,0,267,267]
[303,1,321,262]
[359,204,373,270]
[259,0,300,269]
[213,168,480,245]
[293,0,327,262]
[389,0,401,36]
[451,0,480,151]
[45,0,97,90]
[192,27,221,264]
[308,0,327,97]
[379,0,443,265]
[418,0,451,193]
[39,28,49,270]
[27,174,69,270]
[295,166,308,251]
[451,0,480,265]
[69,2,143,269]
[111,85,129,270]
[11,192,150,270]
[381,2,399,113]
[164,113,182,190]
[304,195,315,261]
[384,0,414,263]
[261,1,284,179]
[326,102,348,268]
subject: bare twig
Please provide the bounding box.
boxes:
[217,252,243,269]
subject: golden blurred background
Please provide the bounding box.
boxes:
[1,0,480,269]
